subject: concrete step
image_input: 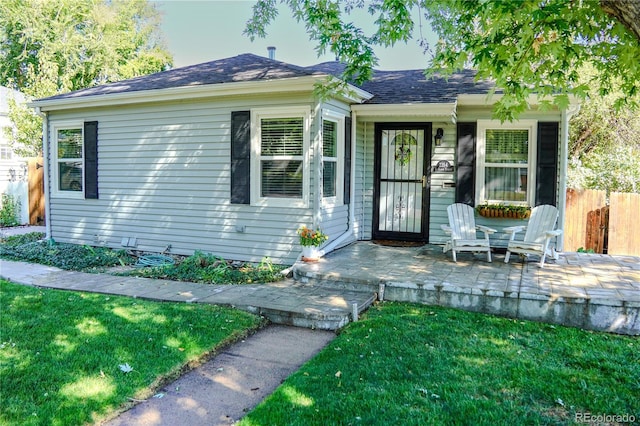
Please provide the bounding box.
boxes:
[294,270,381,293]
[228,283,378,331]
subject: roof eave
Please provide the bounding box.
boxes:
[324,76,374,103]
[30,76,371,112]
[457,93,581,108]
[351,103,457,123]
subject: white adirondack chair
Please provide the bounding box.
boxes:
[504,204,563,268]
[441,203,497,262]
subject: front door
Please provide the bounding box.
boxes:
[373,123,431,241]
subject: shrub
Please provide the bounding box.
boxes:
[0,193,21,226]
[127,251,286,284]
[0,235,135,271]
[0,232,44,245]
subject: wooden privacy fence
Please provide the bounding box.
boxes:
[565,188,640,256]
[608,192,640,256]
[28,157,45,225]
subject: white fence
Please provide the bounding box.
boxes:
[0,160,29,225]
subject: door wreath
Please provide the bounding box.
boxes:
[392,133,417,166]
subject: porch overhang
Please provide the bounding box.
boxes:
[350,103,457,123]
[457,93,580,108]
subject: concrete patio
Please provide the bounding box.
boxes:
[293,242,640,335]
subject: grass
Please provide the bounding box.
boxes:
[0,280,264,426]
[240,303,640,426]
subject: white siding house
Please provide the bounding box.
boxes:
[31,54,575,264]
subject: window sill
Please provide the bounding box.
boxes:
[52,191,85,200]
[252,197,309,209]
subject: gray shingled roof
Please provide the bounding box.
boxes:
[39,54,322,101]
[37,53,495,104]
[304,62,495,104]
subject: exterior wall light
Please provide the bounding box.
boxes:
[434,128,444,145]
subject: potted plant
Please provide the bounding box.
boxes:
[297,225,328,261]
[476,203,531,219]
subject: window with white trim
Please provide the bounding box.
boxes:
[476,120,537,206]
[0,146,11,160]
[251,108,310,207]
[321,111,344,205]
[53,123,84,197]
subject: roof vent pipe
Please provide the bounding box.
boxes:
[267,46,276,60]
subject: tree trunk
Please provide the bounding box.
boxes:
[600,0,640,41]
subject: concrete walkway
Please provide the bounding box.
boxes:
[0,225,46,237]
[105,325,334,426]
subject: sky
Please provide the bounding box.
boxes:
[153,0,435,70]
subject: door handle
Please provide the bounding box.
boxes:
[422,175,427,188]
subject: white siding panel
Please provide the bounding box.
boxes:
[320,204,348,241]
[47,95,318,264]
[353,121,375,240]
[428,123,456,244]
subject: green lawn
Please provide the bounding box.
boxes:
[240,303,640,426]
[0,280,264,426]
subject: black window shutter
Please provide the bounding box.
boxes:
[535,122,559,206]
[456,122,476,206]
[343,115,352,205]
[84,121,98,199]
[230,111,251,204]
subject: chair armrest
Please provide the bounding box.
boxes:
[441,224,452,235]
[476,225,497,234]
[503,225,526,235]
[545,229,563,238]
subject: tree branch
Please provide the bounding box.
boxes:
[600,0,640,40]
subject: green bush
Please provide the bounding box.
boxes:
[127,250,286,284]
[0,193,20,226]
[0,234,135,271]
[0,232,44,245]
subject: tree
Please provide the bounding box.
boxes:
[568,66,640,194]
[0,0,172,156]
[246,0,640,121]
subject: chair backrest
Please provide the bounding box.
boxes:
[524,204,559,243]
[447,203,477,240]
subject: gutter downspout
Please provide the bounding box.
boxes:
[558,104,581,251]
[312,105,323,231]
[35,107,52,240]
[317,110,358,257]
